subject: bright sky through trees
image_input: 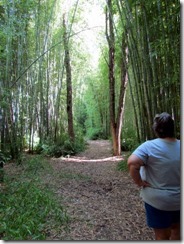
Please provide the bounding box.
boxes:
[60,0,105,68]
[82,1,105,67]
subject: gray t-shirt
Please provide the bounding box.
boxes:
[132,138,180,211]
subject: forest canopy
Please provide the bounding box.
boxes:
[0,0,180,159]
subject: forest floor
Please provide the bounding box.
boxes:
[44,140,154,241]
[4,140,155,241]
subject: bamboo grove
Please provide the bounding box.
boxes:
[0,0,180,159]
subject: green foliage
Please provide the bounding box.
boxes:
[86,127,108,140]
[117,160,128,172]
[35,133,86,157]
[121,124,139,150]
[0,181,68,240]
[0,151,10,163]
[0,156,69,240]
[121,138,138,151]
[74,98,87,135]
[83,69,110,141]
[0,152,6,183]
[116,152,131,172]
[21,155,52,176]
[121,87,139,151]
[0,0,180,161]
[0,168,4,183]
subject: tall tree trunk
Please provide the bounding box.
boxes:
[63,15,75,141]
[106,0,116,155]
[116,40,128,155]
[106,0,128,156]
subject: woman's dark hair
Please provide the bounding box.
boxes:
[152,112,175,138]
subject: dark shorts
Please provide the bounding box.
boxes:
[144,202,180,229]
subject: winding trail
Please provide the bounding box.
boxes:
[46,140,154,240]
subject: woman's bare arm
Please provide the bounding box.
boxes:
[127,154,150,187]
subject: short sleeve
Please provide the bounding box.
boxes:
[132,142,149,164]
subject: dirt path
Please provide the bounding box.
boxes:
[46,140,154,240]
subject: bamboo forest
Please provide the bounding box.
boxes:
[0,0,180,241]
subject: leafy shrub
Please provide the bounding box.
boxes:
[35,143,51,155]
[34,132,86,158]
[121,138,139,151]
[0,151,11,163]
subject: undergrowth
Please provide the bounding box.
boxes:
[0,155,69,240]
[35,133,86,158]
[116,153,131,172]
[117,160,128,171]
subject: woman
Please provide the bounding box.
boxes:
[127,112,180,240]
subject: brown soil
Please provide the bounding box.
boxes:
[45,140,155,240]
